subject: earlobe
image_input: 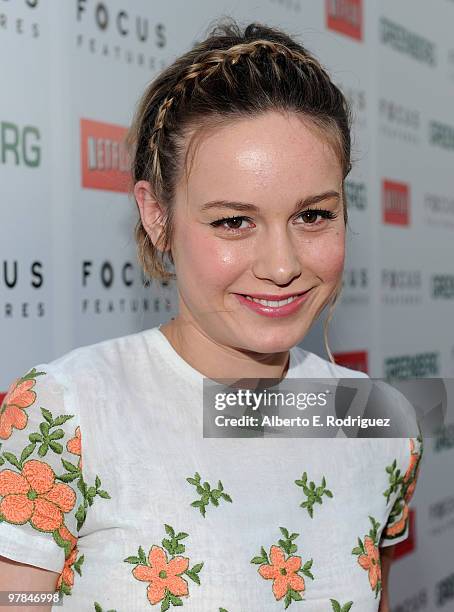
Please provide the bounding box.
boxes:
[134,180,167,250]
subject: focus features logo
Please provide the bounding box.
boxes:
[429,120,454,151]
[380,17,436,66]
[381,269,422,306]
[429,496,454,537]
[391,589,427,612]
[345,180,367,211]
[342,86,367,130]
[1,260,45,320]
[384,352,439,379]
[379,98,421,145]
[436,573,454,608]
[80,119,130,192]
[0,0,40,39]
[326,0,363,41]
[424,193,454,230]
[80,260,174,316]
[433,423,454,453]
[341,267,369,305]
[447,49,454,83]
[382,180,410,226]
[76,0,167,70]
[268,0,302,13]
[431,275,454,299]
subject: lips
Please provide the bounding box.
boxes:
[234,289,312,318]
[238,290,309,300]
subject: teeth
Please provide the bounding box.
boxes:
[244,295,300,307]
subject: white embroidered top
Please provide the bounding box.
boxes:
[0,326,422,612]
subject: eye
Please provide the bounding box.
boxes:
[210,216,253,232]
[296,208,338,226]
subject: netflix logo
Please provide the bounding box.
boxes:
[333,350,368,374]
[80,118,131,193]
[382,180,410,226]
[326,0,363,41]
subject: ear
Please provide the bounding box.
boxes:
[134,180,169,251]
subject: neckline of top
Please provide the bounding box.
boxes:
[145,325,300,386]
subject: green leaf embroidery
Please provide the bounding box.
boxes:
[186,472,232,517]
[330,600,354,612]
[295,472,333,518]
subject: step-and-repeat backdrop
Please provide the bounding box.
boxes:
[1,1,453,609]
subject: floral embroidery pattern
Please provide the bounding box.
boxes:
[67,426,82,470]
[186,472,232,517]
[352,516,381,598]
[330,600,353,611]
[0,368,45,440]
[0,458,76,530]
[26,407,73,457]
[251,527,314,608]
[0,391,110,597]
[124,524,203,610]
[94,603,118,612]
[383,434,423,540]
[54,523,84,594]
[295,472,333,518]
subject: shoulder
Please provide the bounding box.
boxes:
[290,346,369,379]
[43,328,153,384]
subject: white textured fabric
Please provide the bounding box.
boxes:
[0,326,421,611]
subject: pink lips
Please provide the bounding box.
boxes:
[235,290,312,318]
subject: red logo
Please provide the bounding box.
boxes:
[0,392,5,409]
[382,180,410,226]
[326,0,363,41]
[394,508,416,560]
[333,350,368,374]
[80,119,131,193]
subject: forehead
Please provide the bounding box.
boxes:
[180,111,343,204]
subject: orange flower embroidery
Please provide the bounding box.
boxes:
[0,459,76,531]
[0,375,40,440]
[258,545,306,601]
[385,504,409,538]
[404,438,419,482]
[252,527,314,607]
[352,517,381,598]
[357,536,381,591]
[67,426,82,470]
[125,525,203,608]
[56,546,78,590]
[58,523,78,551]
[132,545,189,605]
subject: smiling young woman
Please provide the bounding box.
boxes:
[0,18,422,612]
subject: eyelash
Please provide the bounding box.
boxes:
[210,208,338,233]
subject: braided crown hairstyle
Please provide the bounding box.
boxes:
[127,18,353,363]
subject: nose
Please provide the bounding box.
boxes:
[252,226,302,286]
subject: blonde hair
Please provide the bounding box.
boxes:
[127,18,352,363]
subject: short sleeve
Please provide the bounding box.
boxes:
[0,363,84,578]
[379,433,423,548]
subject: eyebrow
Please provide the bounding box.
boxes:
[200,190,341,215]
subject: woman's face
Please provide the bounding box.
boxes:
[164,111,344,354]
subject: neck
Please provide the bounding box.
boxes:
[159,318,291,384]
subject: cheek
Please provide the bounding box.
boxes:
[176,228,247,290]
[300,231,345,281]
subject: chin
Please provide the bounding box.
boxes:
[237,332,297,355]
